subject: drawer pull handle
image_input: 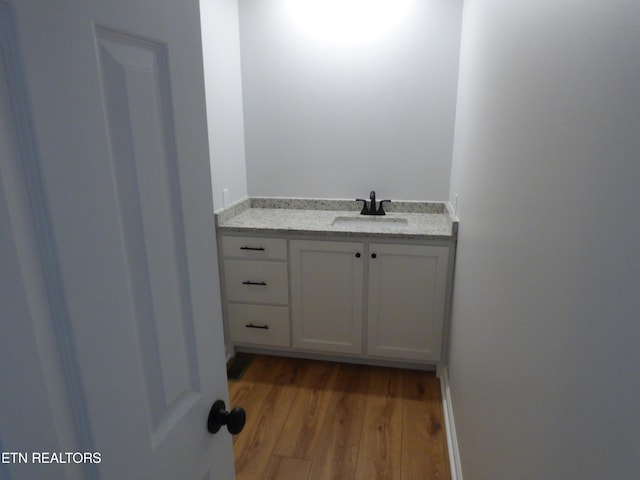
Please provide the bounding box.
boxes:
[245,323,269,330]
[242,281,267,286]
[240,246,265,251]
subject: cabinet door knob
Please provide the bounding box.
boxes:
[371,253,377,259]
[355,252,361,258]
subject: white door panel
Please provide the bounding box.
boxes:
[1,1,235,478]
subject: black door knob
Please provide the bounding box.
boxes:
[371,253,377,259]
[207,400,246,435]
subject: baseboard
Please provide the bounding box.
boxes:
[440,366,464,480]
[233,345,437,372]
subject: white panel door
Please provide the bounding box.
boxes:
[367,243,449,362]
[1,1,236,479]
[290,240,364,354]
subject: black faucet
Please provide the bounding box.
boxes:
[356,191,391,215]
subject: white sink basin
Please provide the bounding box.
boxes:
[331,216,409,230]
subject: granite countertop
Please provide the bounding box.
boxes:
[215,197,459,241]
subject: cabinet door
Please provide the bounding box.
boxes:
[290,240,364,354]
[367,243,449,362]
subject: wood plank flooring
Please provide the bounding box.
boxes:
[228,355,451,480]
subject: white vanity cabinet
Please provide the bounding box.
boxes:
[289,240,364,354]
[217,199,458,370]
[219,231,453,369]
[220,235,290,347]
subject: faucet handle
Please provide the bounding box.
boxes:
[377,200,391,215]
[356,198,370,214]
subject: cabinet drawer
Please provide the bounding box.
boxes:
[221,236,287,260]
[228,304,290,347]
[223,260,288,304]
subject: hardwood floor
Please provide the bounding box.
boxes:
[228,355,451,480]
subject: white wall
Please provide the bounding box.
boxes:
[448,1,640,478]
[238,0,463,200]
[200,0,248,210]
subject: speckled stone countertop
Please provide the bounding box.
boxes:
[215,197,458,241]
